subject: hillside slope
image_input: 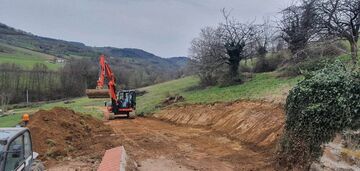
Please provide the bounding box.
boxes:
[0,22,189,71]
[137,73,302,114]
[0,43,61,69]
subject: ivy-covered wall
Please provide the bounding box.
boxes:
[277,61,360,170]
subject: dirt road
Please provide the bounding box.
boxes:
[45,101,284,170]
[108,117,275,171]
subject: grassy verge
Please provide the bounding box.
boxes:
[183,73,301,103]
[137,76,200,114]
[138,73,302,114]
[0,114,23,127]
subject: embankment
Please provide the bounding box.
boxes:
[154,100,285,149]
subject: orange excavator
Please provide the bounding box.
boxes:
[86,55,136,119]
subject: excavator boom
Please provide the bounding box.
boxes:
[86,55,117,100]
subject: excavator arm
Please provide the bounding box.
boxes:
[86,54,136,119]
[96,55,117,100]
[86,55,117,100]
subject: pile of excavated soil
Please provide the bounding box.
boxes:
[154,100,285,150]
[27,107,121,165]
[162,95,185,106]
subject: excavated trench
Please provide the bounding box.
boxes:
[109,100,285,171]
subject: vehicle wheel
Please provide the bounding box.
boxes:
[31,159,45,171]
[129,111,136,119]
[109,112,115,120]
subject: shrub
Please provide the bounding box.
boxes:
[277,61,360,170]
[321,42,345,57]
[279,57,335,77]
[239,63,252,73]
[253,54,284,73]
[198,73,218,87]
[304,42,344,59]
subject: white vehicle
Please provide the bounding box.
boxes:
[0,128,44,171]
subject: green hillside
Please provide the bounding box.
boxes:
[137,73,302,114]
[0,23,189,70]
[0,22,189,88]
[0,43,62,70]
[0,72,302,127]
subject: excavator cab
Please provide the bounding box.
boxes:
[105,90,136,119]
[117,90,136,109]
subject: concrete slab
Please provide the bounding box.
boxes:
[97,146,127,171]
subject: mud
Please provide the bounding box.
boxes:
[109,101,284,171]
[27,107,121,167]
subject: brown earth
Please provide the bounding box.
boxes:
[109,100,285,171]
[154,100,285,148]
[27,107,121,167]
[23,98,354,170]
[29,101,285,170]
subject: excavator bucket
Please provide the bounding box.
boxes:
[86,89,109,98]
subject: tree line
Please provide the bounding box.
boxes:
[0,61,95,112]
[0,57,184,113]
[190,0,360,86]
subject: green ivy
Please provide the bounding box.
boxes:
[277,60,360,170]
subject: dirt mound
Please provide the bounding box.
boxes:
[154,100,285,149]
[27,107,121,165]
[162,95,185,106]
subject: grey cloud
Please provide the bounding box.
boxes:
[0,0,290,57]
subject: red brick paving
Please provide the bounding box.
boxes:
[97,146,124,171]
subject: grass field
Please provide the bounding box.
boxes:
[138,73,302,114]
[0,72,302,127]
[0,43,62,70]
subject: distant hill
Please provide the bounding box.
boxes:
[0,22,190,87]
[0,22,189,69]
[167,57,189,67]
[0,23,96,58]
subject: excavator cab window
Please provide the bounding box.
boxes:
[129,91,136,109]
[117,92,129,108]
[117,91,136,109]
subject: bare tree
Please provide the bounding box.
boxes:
[319,0,360,67]
[189,27,226,86]
[253,19,277,72]
[189,10,257,85]
[279,0,318,58]
[219,9,256,82]
[0,92,13,114]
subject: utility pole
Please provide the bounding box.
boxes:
[26,89,29,104]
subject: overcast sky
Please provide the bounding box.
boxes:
[0,0,291,57]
